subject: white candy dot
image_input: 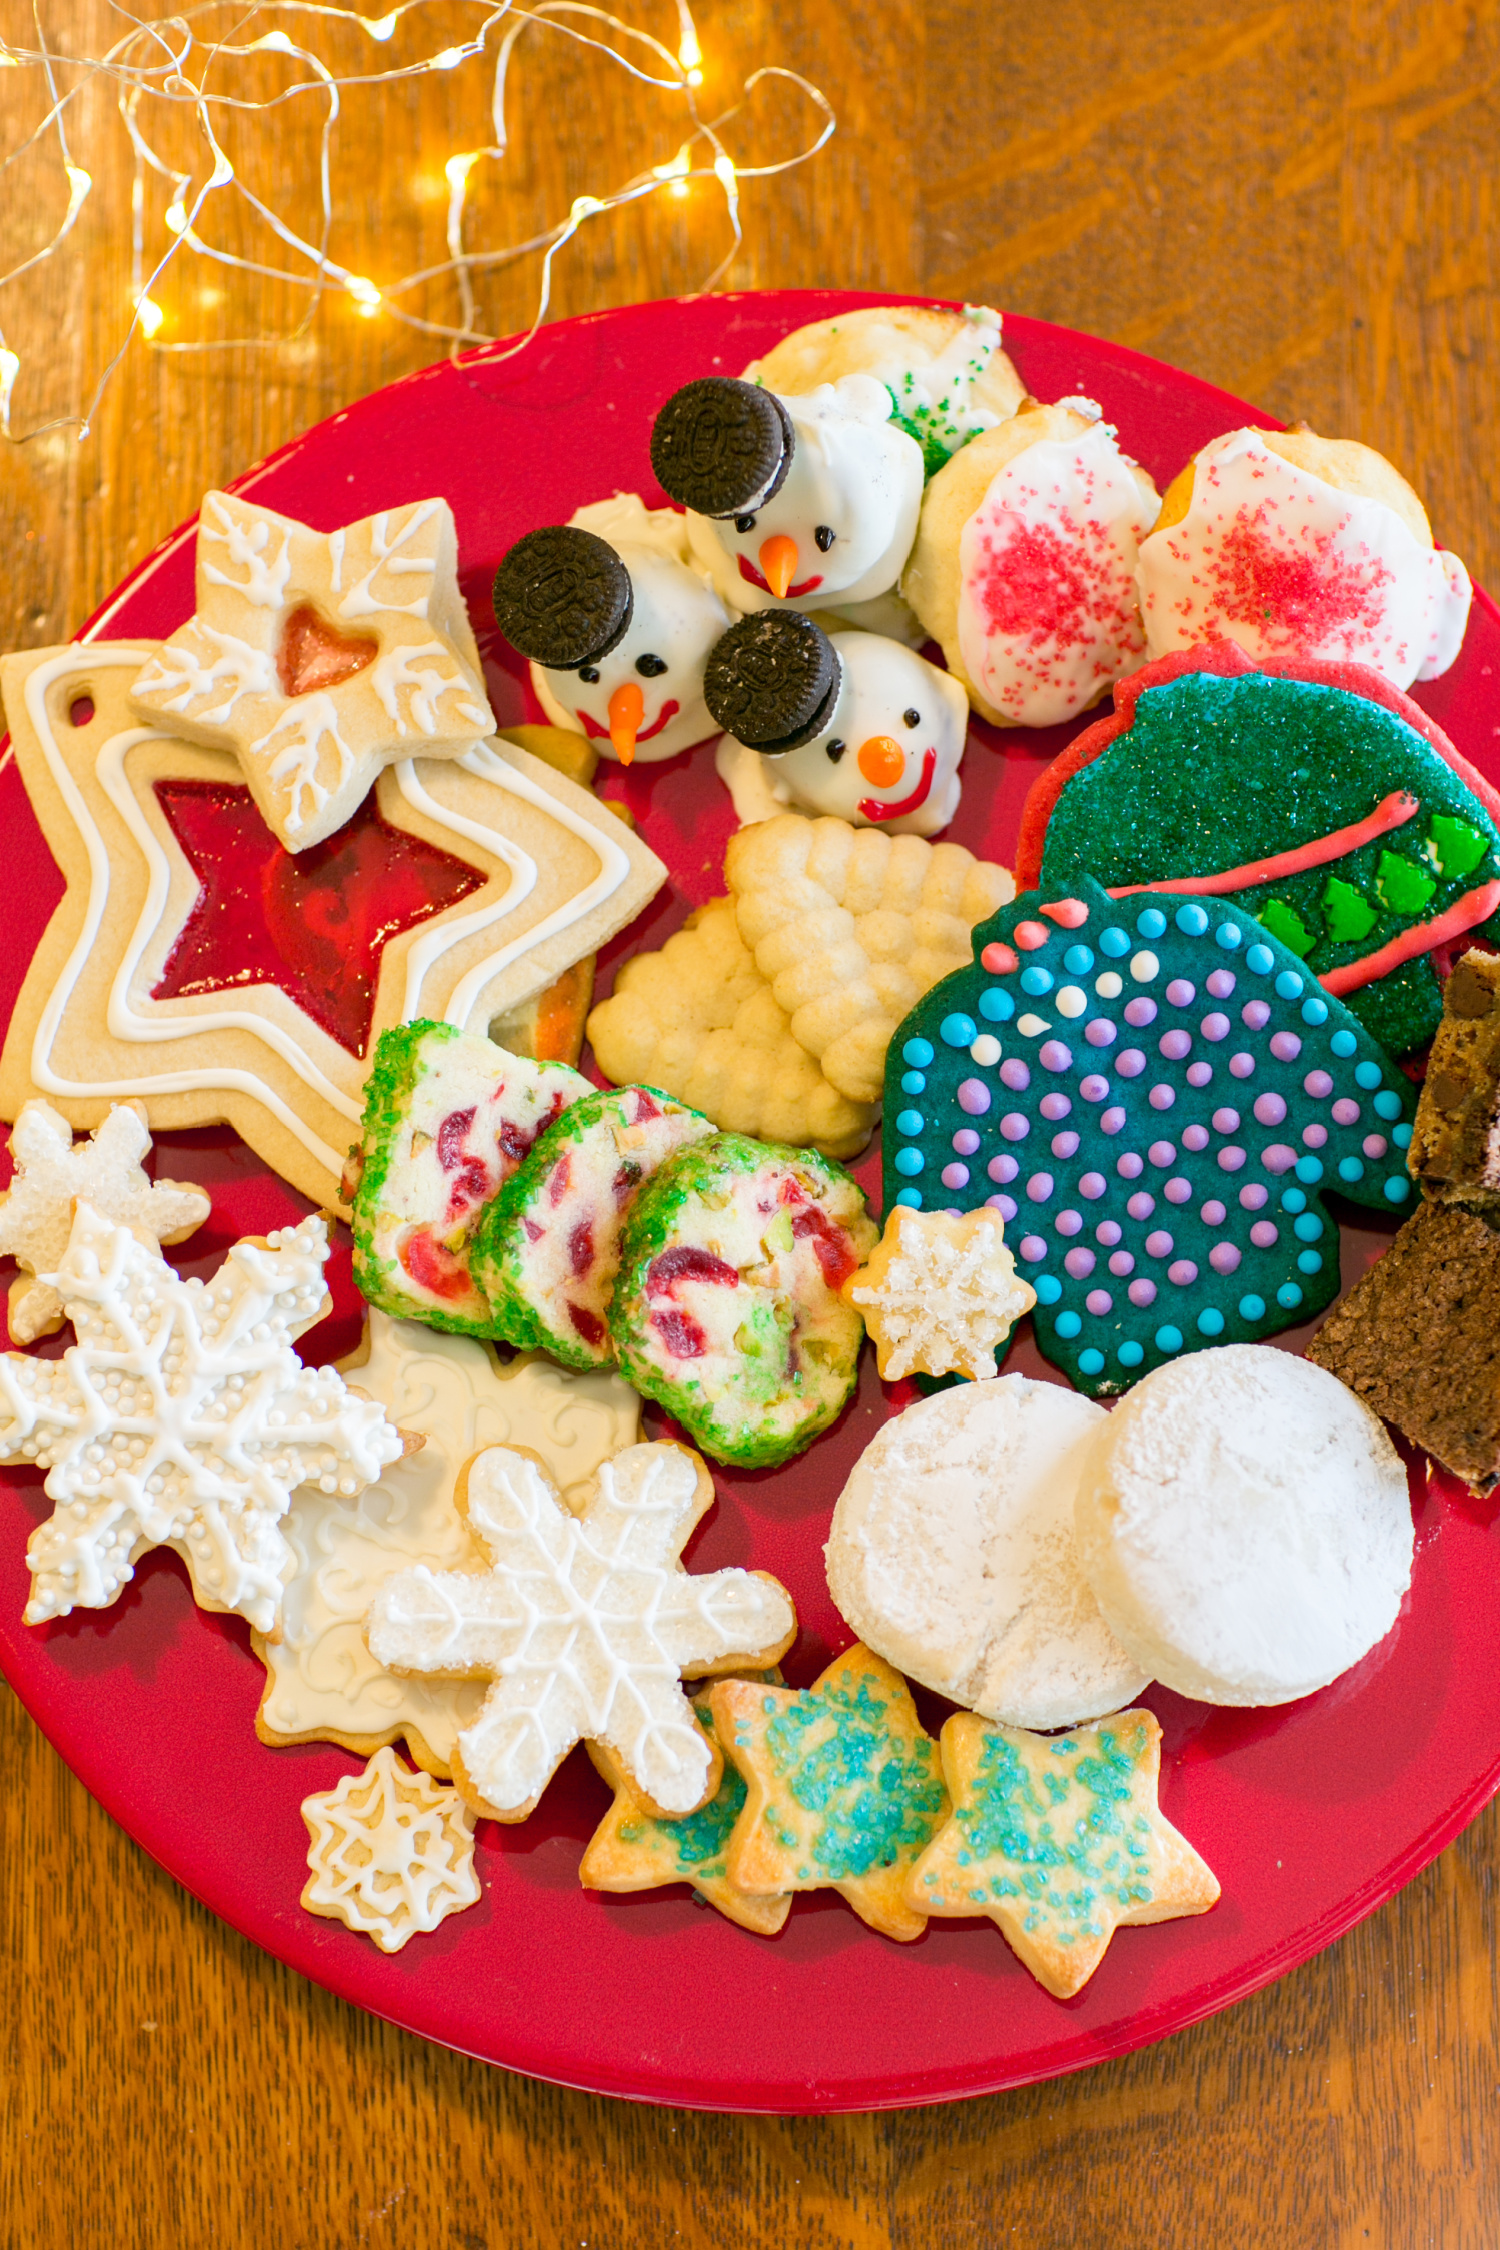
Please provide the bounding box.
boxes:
[1016,1013,1050,1038]
[1055,985,1088,1019]
[1095,971,1123,999]
[1131,951,1160,983]
[969,1033,1003,1067]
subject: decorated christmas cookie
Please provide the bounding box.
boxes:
[130,492,495,850]
[902,398,1160,727]
[1136,425,1472,689]
[705,612,970,836]
[494,497,731,765]
[300,1747,481,1952]
[1019,644,1500,1058]
[883,875,1419,1397]
[842,1206,1035,1382]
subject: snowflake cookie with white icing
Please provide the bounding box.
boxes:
[301,1745,481,1952]
[842,1206,1035,1381]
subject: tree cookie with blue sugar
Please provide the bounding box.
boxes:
[1017,642,1500,1059]
[904,1709,1219,1998]
[709,1644,949,1942]
[883,876,1418,1397]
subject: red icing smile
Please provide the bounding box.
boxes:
[737,555,823,598]
[577,698,680,743]
[859,747,937,823]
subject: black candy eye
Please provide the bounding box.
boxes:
[825,738,847,763]
[636,653,668,677]
[735,513,757,535]
[578,665,601,684]
[814,525,836,553]
[903,707,921,728]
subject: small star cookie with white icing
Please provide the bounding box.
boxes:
[0,1099,209,1343]
[0,1201,407,1633]
[842,1206,1035,1381]
[365,1439,797,1822]
[130,491,495,850]
[301,1745,480,1952]
[905,1708,1220,1996]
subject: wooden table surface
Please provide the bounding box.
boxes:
[3,2,1499,2242]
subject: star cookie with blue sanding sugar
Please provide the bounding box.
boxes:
[904,1708,1219,1997]
[580,1672,790,1935]
[709,1643,950,1942]
[883,874,1420,1397]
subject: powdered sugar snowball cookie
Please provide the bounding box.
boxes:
[1074,1344,1413,1706]
[826,1376,1150,1730]
[902,398,1161,727]
[1135,426,1472,690]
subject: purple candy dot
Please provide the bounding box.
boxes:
[1108,1250,1136,1276]
[1304,1069,1334,1099]
[1181,1123,1210,1152]
[1079,1171,1108,1199]
[1166,979,1196,1008]
[1331,1098,1360,1126]
[1262,1144,1297,1174]
[1126,1192,1156,1221]
[1363,1133,1388,1159]
[1065,1247,1097,1279]
[1241,1000,1271,1031]
[1128,1278,1158,1307]
[1096,1220,1123,1247]
[987,1152,1018,1184]
[1100,1106,1127,1134]
[1019,1234,1048,1261]
[1085,1019,1118,1048]
[1085,1289,1114,1317]
[986,1193,1018,1221]
[1185,1060,1214,1089]
[952,1128,981,1155]
[1051,1130,1081,1158]
[1117,1153,1144,1180]
[1040,1092,1073,1122]
[1149,1085,1176,1111]
[1239,1183,1268,1210]
[1080,1074,1110,1102]
[1000,1057,1032,1092]
[1202,1013,1230,1042]
[1168,1259,1199,1287]
[1039,1040,1073,1073]
[1116,1049,1147,1078]
[1148,1140,1177,1168]
[1145,1230,1174,1258]
[1201,1199,1227,1225]
[1302,1123,1328,1149]
[1210,1242,1242,1275]
[1270,1032,1302,1062]
[1206,969,1237,999]
[1026,1172,1054,1202]
[1212,1107,1241,1134]
[941,1163,970,1189]
[1159,1029,1193,1062]
[1250,1220,1279,1249]
[1164,1177,1192,1204]
[1001,1113,1030,1142]
[956,1077,992,1117]
[1253,1092,1287,1127]
[1055,1208,1084,1237]
[1217,1145,1247,1172]
[1124,997,1158,1028]
[1229,1052,1256,1080]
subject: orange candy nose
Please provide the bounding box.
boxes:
[856,735,906,788]
[758,534,799,599]
[607,679,645,765]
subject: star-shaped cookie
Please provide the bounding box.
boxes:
[580,1672,790,1935]
[710,1643,950,1941]
[842,1206,1036,1380]
[905,1708,1220,1995]
[364,1440,798,1822]
[130,491,495,850]
[301,1746,481,1951]
[0,643,665,1209]
[0,1098,209,1343]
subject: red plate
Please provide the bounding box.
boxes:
[2,291,1498,2113]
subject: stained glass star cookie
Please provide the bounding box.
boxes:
[905,1708,1220,1996]
[710,1643,950,1941]
[301,1746,481,1952]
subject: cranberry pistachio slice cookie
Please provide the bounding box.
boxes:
[470,1084,717,1368]
[609,1133,878,1468]
[347,1021,589,1336]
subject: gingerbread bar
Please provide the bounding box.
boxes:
[1408,950,1500,1205]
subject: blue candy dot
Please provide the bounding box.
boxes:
[1078,1348,1106,1376]
[1033,1274,1063,1305]
[1281,1186,1308,1213]
[895,1186,923,1209]
[894,1147,925,1177]
[1245,944,1275,976]
[1056,1310,1083,1339]
[1330,1029,1357,1058]
[1239,1293,1267,1320]
[1100,926,1131,958]
[1372,1089,1403,1120]
[1174,904,1209,937]
[1136,906,1168,940]
[1274,970,1304,999]
[1354,1060,1383,1090]
[895,1109,925,1136]
[1216,923,1243,950]
[903,1037,934,1067]
[1384,1175,1411,1204]
[1338,1157,1365,1183]
[940,1013,977,1048]
[1301,996,1330,1025]
[1197,1307,1225,1336]
[1293,1212,1324,1242]
[1393,1123,1413,1149]
[1297,1250,1324,1275]
[900,1071,926,1095]
[979,987,1015,1022]
[1020,966,1054,997]
[1118,1339,1145,1367]
[1155,1325,1184,1353]
[1295,1155,1325,1184]
[1277,1283,1304,1310]
[1063,944,1095,974]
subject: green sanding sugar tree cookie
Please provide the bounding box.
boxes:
[882,875,1419,1398]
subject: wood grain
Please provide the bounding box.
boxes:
[4,2,1500,2243]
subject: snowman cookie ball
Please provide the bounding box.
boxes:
[1136,425,1472,689]
[492,496,729,764]
[703,610,968,837]
[902,397,1161,729]
[743,302,1025,476]
[650,374,924,626]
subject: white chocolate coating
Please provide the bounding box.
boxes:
[300,1746,480,1951]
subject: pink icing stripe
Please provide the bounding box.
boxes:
[1320,880,1500,994]
[1106,790,1421,899]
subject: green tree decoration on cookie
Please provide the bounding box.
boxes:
[882,877,1418,1398]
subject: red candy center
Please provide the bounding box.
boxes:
[277,603,378,697]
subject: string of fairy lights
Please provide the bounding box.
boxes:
[0,2,835,442]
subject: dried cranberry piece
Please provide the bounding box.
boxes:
[398,1228,474,1303]
[567,1301,607,1348]
[651,1306,706,1358]
[645,1245,739,1296]
[569,1221,594,1277]
[436,1107,476,1170]
[791,1204,858,1289]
